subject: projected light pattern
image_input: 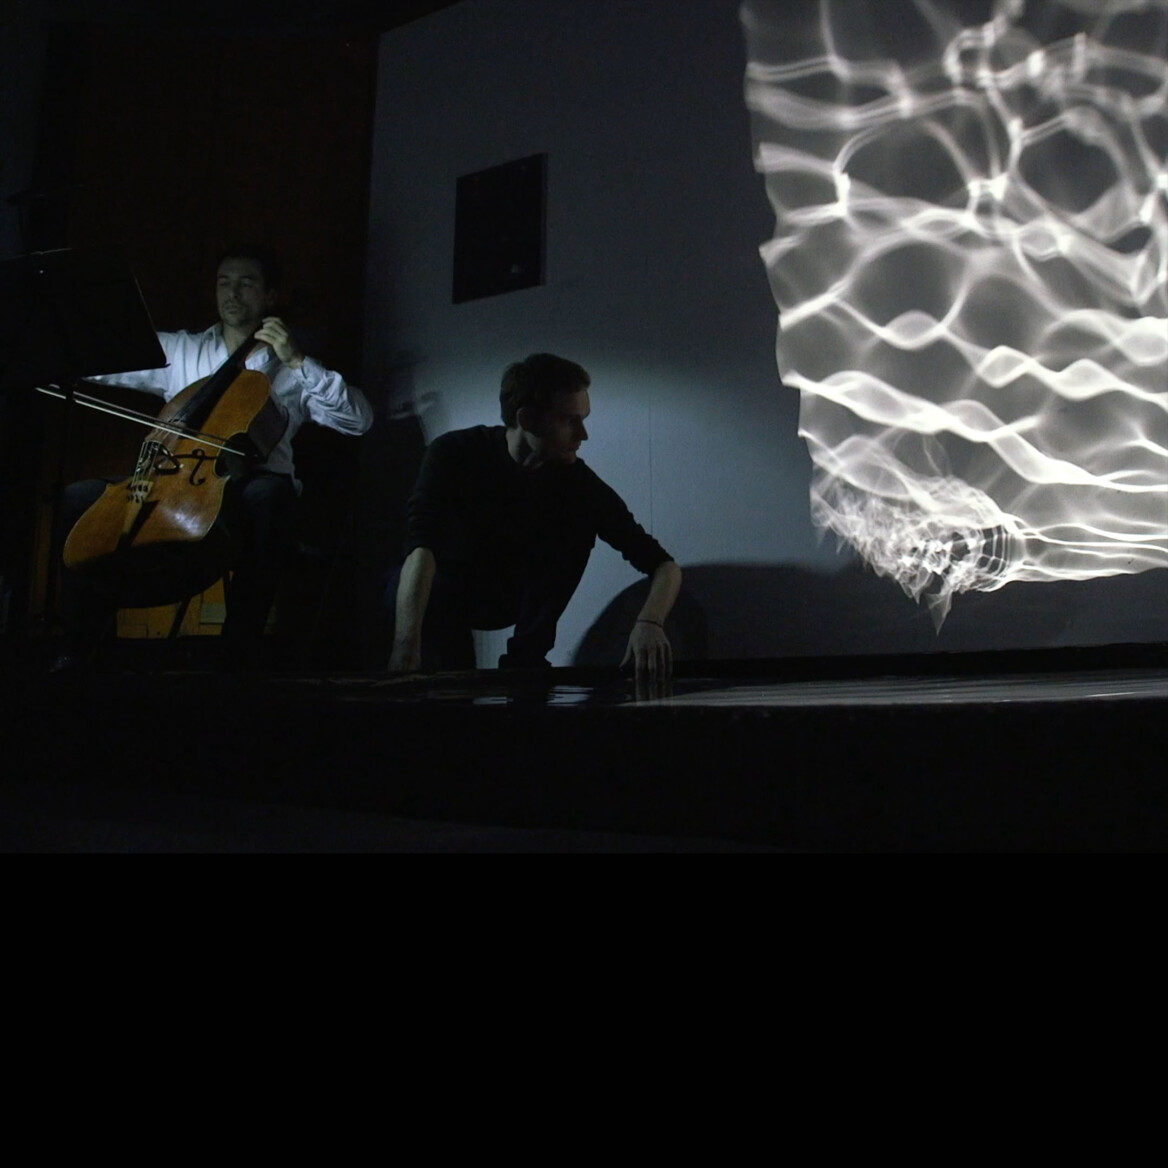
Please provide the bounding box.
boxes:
[743,0,1168,624]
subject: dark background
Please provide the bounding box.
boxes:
[2,0,1164,669]
[1,1,461,664]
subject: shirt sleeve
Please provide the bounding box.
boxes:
[295,357,373,436]
[590,474,674,576]
[403,431,462,558]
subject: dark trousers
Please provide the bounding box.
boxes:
[388,538,593,670]
[59,471,298,652]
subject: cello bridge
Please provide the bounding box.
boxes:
[127,439,181,504]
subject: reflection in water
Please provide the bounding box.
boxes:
[472,686,597,707]
[743,0,1168,624]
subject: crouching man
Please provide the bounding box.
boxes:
[388,353,681,686]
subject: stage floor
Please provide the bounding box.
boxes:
[3,646,1166,851]
[289,666,1168,708]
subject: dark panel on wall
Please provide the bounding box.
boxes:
[452,153,546,304]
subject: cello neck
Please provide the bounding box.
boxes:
[172,332,264,431]
[225,332,264,372]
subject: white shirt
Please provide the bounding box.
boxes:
[89,324,373,491]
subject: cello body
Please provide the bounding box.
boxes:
[63,346,287,608]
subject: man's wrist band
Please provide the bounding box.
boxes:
[636,619,664,627]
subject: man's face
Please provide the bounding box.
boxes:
[216,257,277,333]
[527,388,591,465]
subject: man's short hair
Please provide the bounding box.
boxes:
[500,353,591,428]
[217,244,284,292]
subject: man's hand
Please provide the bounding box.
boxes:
[388,638,423,674]
[620,561,680,698]
[255,316,304,369]
[621,620,672,698]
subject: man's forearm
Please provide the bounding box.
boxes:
[636,560,682,626]
[394,547,437,648]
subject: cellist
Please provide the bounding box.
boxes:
[55,245,373,671]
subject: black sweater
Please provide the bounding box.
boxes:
[405,426,672,579]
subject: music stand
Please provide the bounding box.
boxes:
[0,248,166,640]
[0,247,165,391]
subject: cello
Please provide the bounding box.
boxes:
[61,334,287,609]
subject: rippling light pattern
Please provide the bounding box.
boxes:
[743,0,1168,625]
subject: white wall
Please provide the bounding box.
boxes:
[364,0,843,666]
